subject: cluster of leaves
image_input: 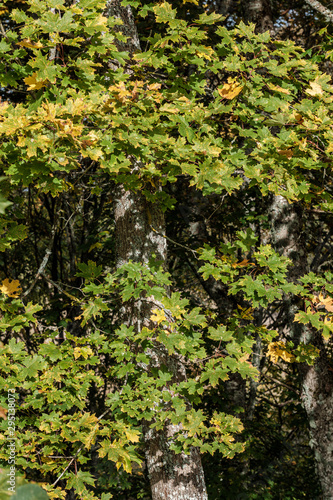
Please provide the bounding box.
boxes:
[0,0,332,497]
[0,1,332,202]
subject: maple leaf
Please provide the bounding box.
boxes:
[314,293,333,312]
[306,81,323,97]
[125,428,141,443]
[267,341,295,364]
[17,39,43,49]
[109,82,132,102]
[74,347,94,359]
[267,83,290,95]
[150,308,166,324]
[232,259,254,268]
[0,278,22,297]
[195,46,215,61]
[218,78,243,100]
[24,73,48,91]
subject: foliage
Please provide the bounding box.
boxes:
[0,0,332,497]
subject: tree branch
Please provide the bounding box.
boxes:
[304,0,333,23]
[21,223,57,299]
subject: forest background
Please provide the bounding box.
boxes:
[1,0,333,499]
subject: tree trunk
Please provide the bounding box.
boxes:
[113,183,208,500]
[249,2,333,490]
[270,195,333,499]
[242,0,273,33]
[107,3,208,498]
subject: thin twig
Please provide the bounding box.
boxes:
[263,374,300,396]
[206,194,227,221]
[0,21,7,38]
[22,224,57,299]
[41,273,81,303]
[52,374,128,488]
[258,395,299,408]
[150,226,198,256]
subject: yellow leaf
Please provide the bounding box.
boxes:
[0,279,22,297]
[124,428,141,443]
[306,81,323,97]
[41,102,58,121]
[237,306,254,320]
[218,78,243,100]
[24,73,48,91]
[195,46,215,61]
[183,0,199,4]
[18,39,43,49]
[207,145,221,156]
[95,14,108,26]
[160,103,179,114]
[232,259,254,268]
[317,293,333,312]
[280,350,296,363]
[326,143,333,153]
[0,99,9,114]
[148,83,162,90]
[267,341,295,364]
[324,316,333,328]
[73,347,93,359]
[267,83,290,95]
[109,82,132,102]
[73,348,81,359]
[17,135,26,147]
[150,308,166,324]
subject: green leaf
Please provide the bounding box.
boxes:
[76,260,103,280]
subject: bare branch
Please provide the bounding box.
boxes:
[22,223,57,299]
[304,0,333,23]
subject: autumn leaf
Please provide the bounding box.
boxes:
[232,259,254,268]
[267,341,295,364]
[148,83,161,91]
[306,81,323,97]
[277,149,293,159]
[0,278,22,297]
[17,39,43,49]
[150,308,166,324]
[0,406,7,419]
[195,46,215,61]
[74,347,94,359]
[109,82,132,102]
[218,78,243,100]
[267,83,290,95]
[124,428,141,443]
[313,293,333,312]
[24,73,48,91]
[326,143,333,153]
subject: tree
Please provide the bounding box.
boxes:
[1,0,333,498]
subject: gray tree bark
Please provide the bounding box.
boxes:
[113,180,208,500]
[106,2,208,498]
[113,183,208,500]
[270,195,333,500]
